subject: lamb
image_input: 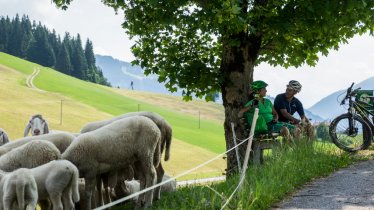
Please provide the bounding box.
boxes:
[0,140,61,172]
[24,114,49,136]
[112,174,176,203]
[0,169,38,210]
[0,132,75,156]
[0,129,9,146]
[29,160,80,210]
[62,116,161,209]
[80,111,172,200]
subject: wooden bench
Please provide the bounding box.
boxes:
[239,117,281,165]
[251,134,281,164]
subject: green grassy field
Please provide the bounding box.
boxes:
[0,52,226,179]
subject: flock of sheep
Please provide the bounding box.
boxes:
[0,111,176,210]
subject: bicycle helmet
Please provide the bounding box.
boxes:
[251,80,268,91]
[288,80,302,92]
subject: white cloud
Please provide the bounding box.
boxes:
[255,34,374,108]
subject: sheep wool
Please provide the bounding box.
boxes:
[63,115,161,209]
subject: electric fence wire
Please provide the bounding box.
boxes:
[94,134,252,210]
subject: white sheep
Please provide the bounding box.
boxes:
[80,111,172,200]
[0,140,61,172]
[0,168,38,210]
[112,174,176,203]
[29,160,80,210]
[0,132,75,156]
[0,129,9,146]
[62,116,161,209]
[23,114,49,136]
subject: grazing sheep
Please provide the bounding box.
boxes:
[0,129,9,146]
[24,114,49,136]
[0,140,61,172]
[160,174,177,193]
[80,111,172,200]
[0,168,38,210]
[30,160,80,210]
[112,174,176,203]
[0,132,75,156]
[62,116,161,209]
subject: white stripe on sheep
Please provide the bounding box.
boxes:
[0,140,61,172]
[80,111,172,200]
[0,129,9,146]
[0,168,38,210]
[24,114,49,136]
[62,116,161,209]
[0,132,75,156]
[29,160,80,210]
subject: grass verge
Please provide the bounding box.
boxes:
[114,140,371,210]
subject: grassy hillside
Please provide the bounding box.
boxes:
[0,52,226,179]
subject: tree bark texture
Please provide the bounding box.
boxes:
[220,33,261,177]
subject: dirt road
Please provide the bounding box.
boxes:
[275,159,374,210]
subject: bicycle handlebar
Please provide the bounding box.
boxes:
[340,82,362,105]
[341,82,354,105]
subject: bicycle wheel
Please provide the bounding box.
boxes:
[329,113,373,152]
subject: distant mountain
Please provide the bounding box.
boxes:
[95,54,182,95]
[96,54,325,121]
[308,77,374,120]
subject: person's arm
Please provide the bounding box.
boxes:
[279,109,300,124]
[272,106,278,122]
[296,99,306,123]
[238,107,250,117]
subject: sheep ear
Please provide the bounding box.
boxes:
[43,121,49,134]
[24,123,31,137]
[2,133,9,144]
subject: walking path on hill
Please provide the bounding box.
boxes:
[26,67,45,92]
[275,159,374,210]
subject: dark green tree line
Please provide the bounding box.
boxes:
[0,14,111,87]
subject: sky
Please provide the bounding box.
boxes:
[0,0,373,108]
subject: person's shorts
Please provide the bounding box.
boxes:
[267,122,296,133]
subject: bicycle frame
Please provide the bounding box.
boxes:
[352,100,374,130]
[341,83,374,136]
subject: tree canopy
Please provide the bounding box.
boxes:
[52,0,374,174]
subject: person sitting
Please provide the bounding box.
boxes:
[274,80,313,139]
[238,80,295,141]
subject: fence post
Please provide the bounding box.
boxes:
[60,99,63,125]
[198,111,201,129]
[231,122,241,173]
[137,104,140,112]
[239,108,259,190]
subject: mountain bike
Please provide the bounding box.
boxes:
[329,82,374,152]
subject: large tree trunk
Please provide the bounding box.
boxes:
[220,33,261,177]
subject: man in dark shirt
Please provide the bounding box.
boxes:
[274,80,308,125]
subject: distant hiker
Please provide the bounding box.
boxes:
[130,81,134,90]
[238,80,295,140]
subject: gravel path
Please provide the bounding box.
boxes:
[275,159,374,210]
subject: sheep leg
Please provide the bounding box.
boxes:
[96,175,104,207]
[153,163,165,201]
[84,177,96,210]
[144,165,156,208]
[138,160,156,209]
[62,185,74,210]
[49,192,63,210]
[3,194,14,210]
